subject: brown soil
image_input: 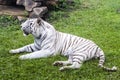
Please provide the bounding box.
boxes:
[0,5,26,16]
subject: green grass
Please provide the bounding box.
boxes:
[0,0,120,80]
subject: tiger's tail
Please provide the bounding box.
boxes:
[98,48,117,72]
[99,64,117,72]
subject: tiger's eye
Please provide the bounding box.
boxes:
[30,23,32,26]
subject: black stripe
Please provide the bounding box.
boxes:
[99,55,104,58]
[41,33,47,42]
[74,42,91,52]
[72,37,79,46]
[35,40,41,47]
[72,57,83,62]
[26,46,30,51]
[29,46,34,52]
[42,40,52,47]
[100,57,105,60]
[72,54,86,60]
[75,37,79,44]
[94,46,99,56]
[43,46,51,50]
[80,38,84,42]
[41,22,46,30]
[72,61,82,64]
[36,34,42,39]
[62,34,69,52]
[100,60,104,62]
[31,22,35,27]
[34,45,40,50]
[89,46,96,58]
[68,35,72,46]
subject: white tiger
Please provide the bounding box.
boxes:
[9,18,117,71]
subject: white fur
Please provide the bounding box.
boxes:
[9,18,117,71]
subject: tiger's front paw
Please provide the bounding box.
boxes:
[19,55,26,60]
[9,49,19,54]
[53,61,63,66]
[19,54,31,60]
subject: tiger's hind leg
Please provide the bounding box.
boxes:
[53,56,73,66]
[59,62,82,71]
[58,52,85,71]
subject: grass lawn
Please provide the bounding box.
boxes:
[0,0,120,80]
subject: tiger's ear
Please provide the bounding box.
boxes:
[37,17,42,25]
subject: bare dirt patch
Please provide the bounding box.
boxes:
[0,5,25,16]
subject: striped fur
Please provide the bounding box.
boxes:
[9,18,117,71]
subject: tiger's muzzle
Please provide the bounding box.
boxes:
[21,27,31,36]
[23,30,29,35]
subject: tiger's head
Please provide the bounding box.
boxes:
[21,18,42,37]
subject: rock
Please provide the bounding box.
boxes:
[0,0,16,5]
[29,7,48,18]
[1,0,74,19]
